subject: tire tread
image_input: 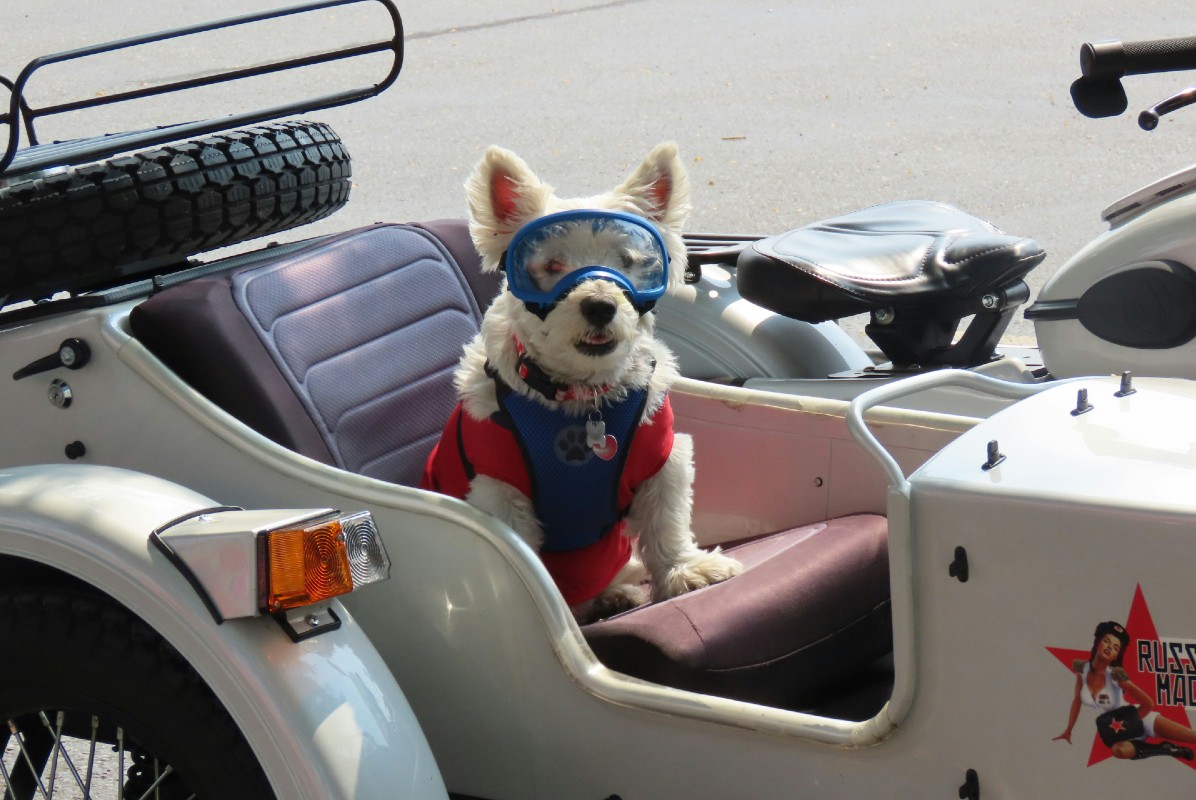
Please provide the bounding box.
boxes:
[0,120,352,304]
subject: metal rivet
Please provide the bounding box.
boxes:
[305,614,322,627]
[813,477,824,487]
[874,307,896,325]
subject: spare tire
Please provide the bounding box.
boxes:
[0,119,351,305]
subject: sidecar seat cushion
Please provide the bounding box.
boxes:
[738,200,1046,323]
[131,220,493,486]
[583,513,891,709]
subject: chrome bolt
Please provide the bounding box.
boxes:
[874,308,896,326]
[55,338,90,370]
[305,614,322,627]
[980,294,999,310]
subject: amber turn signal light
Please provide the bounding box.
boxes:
[263,511,389,612]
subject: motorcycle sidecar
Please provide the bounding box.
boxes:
[7,5,1196,797]
[2,205,966,798]
[9,214,1196,799]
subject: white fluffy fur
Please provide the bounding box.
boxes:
[458,142,741,622]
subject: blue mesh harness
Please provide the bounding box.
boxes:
[494,376,648,552]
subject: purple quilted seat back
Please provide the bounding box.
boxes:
[132,220,498,486]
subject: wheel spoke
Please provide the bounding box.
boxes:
[129,765,172,800]
[116,728,124,800]
[37,711,92,799]
[1,711,211,800]
[0,742,16,800]
[7,720,50,799]
[84,716,98,799]
[42,714,60,797]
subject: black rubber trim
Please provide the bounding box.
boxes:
[149,534,225,626]
[152,505,244,536]
[1023,299,1079,321]
[150,505,243,625]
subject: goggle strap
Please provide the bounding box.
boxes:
[522,300,552,320]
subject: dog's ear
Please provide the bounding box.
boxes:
[465,147,554,263]
[614,142,691,229]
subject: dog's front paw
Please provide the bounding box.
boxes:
[654,548,742,602]
[573,583,649,624]
[595,583,650,620]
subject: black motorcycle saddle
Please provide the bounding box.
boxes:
[736,200,1046,323]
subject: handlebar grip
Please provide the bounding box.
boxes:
[1081,37,1196,80]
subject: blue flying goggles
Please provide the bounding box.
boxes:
[503,209,669,313]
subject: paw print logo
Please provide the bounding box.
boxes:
[555,426,594,465]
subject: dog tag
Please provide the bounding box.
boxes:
[586,416,606,449]
[586,414,618,460]
[592,435,618,461]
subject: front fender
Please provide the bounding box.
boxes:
[0,463,446,800]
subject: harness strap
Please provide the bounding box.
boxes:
[455,406,475,481]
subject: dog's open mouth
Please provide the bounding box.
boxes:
[575,331,618,356]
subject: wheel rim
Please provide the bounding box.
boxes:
[2,708,196,800]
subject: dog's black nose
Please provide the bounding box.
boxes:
[580,297,617,327]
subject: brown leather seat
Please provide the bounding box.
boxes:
[584,514,890,709]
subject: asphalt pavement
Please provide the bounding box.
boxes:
[5,0,1196,341]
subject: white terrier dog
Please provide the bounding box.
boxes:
[422,142,741,622]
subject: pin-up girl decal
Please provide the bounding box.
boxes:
[1055,621,1196,761]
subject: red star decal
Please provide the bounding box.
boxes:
[1046,585,1196,768]
[1110,719,1126,734]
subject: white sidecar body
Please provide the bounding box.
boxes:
[5,223,1196,798]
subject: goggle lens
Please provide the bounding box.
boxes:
[505,210,669,308]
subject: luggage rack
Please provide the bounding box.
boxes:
[0,0,403,177]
